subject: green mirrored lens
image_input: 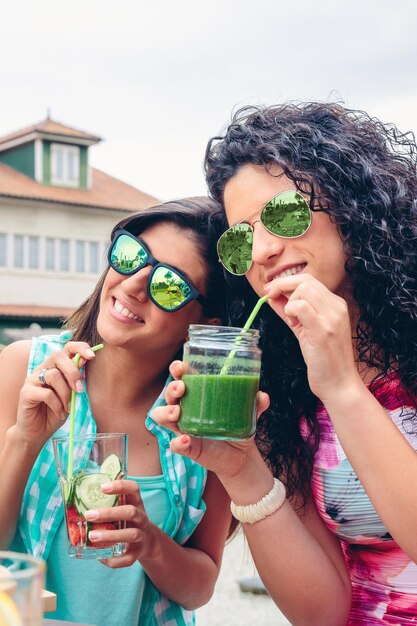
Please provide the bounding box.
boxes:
[110,234,148,273]
[262,190,311,237]
[218,224,253,275]
[150,266,190,310]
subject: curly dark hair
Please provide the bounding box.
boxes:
[205,102,417,503]
[65,197,227,346]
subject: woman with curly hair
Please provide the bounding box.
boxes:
[154,103,417,625]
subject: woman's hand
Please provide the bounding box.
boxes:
[85,479,157,568]
[15,341,97,446]
[265,273,362,403]
[152,361,270,482]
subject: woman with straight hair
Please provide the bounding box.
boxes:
[0,198,231,626]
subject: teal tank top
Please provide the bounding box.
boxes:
[45,475,170,625]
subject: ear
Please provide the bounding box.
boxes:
[204,317,222,326]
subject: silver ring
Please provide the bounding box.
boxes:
[38,368,50,388]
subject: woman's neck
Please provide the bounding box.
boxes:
[85,346,169,410]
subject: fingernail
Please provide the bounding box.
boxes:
[86,349,95,357]
[88,531,102,540]
[75,380,84,392]
[85,509,99,520]
[180,436,189,444]
[101,483,112,492]
[264,282,271,292]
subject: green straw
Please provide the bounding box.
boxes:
[67,343,104,479]
[220,296,268,376]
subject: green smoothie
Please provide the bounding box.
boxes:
[180,373,259,439]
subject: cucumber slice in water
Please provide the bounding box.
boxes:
[100,454,122,480]
[63,481,74,505]
[75,473,117,509]
[74,494,87,516]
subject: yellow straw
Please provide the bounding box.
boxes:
[67,343,104,479]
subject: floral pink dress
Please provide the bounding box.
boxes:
[303,373,417,624]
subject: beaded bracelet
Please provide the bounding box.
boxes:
[230,478,286,524]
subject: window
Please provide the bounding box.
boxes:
[29,236,39,269]
[14,235,24,268]
[76,240,85,272]
[51,144,80,187]
[0,233,6,266]
[46,238,55,270]
[59,239,70,271]
[89,242,99,273]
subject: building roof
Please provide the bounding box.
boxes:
[0,162,158,212]
[0,117,101,148]
[0,305,75,319]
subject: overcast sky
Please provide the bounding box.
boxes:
[1,0,416,201]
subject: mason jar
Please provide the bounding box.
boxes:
[179,324,262,440]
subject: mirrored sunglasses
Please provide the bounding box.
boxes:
[217,190,312,276]
[108,229,206,312]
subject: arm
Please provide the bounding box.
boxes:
[268,272,417,562]
[220,447,351,626]
[0,340,99,548]
[86,472,231,610]
[0,341,41,548]
[152,369,352,626]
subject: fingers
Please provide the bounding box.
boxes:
[100,553,137,568]
[165,379,185,405]
[266,273,348,332]
[169,433,203,460]
[256,391,270,420]
[85,480,144,522]
[152,377,185,436]
[265,273,330,312]
[168,359,188,380]
[19,383,68,421]
[84,480,152,563]
[63,341,97,362]
[152,405,183,436]
[101,479,143,504]
[33,341,98,394]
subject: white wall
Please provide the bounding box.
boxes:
[0,198,134,309]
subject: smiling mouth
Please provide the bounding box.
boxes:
[113,298,143,322]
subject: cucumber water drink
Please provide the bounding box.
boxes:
[53,434,128,559]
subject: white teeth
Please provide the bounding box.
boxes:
[114,299,139,320]
[278,264,306,278]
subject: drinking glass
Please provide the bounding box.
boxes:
[53,432,128,559]
[180,325,261,439]
[0,551,45,626]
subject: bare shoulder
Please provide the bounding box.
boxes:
[0,340,32,375]
[0,341,32,423]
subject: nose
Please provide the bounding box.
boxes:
[119,265,151,302]
[250,220,285,266]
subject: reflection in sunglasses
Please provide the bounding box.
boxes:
[108,230,206,312]
[218,190,312,275]
[111,235,148,271]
